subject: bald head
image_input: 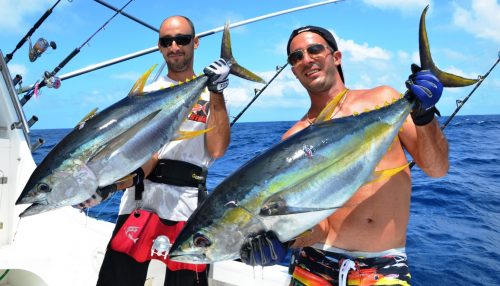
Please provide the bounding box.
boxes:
[159,16,195,36]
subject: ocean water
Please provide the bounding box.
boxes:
[30,115,500,285]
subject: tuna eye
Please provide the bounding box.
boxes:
[36,183,50,193]
[193,233,211,248]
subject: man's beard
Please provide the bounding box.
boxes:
[166,54,191,72]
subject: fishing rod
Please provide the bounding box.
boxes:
[4,0,63,63]
[20,0,136,106]
[230,63,289,126]
[16,0,344,90]
[441,51,500,129]
[409,51,499,169]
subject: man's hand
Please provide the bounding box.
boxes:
[240,230,289,267]
[406,64,443,126]
[204,58,230,94]
[75,184,117,210]
[75,167,144,210]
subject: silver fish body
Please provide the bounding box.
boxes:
[16,76,207,216]
[169,97,412,264]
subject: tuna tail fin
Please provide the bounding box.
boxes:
[419,5,478,87]
[221,21,266,84]
[128,64,158,96]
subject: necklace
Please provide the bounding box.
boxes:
[306,88,349,125]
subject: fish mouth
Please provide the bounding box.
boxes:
[168,252,210,264]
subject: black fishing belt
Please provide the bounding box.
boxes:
[147,159,206,187]
[135,159,208,204]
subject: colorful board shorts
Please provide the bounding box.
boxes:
[289,246,411,286]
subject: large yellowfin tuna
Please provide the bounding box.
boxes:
[16,23,265,217]
[168,6,478,264]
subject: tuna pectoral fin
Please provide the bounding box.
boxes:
[173,127,213,141]
[260,206,339,216]
[88,110,161,163]
[221,21,266,84]
[365,163,409,185]
[260,196,339,216]
[128,64,158,96]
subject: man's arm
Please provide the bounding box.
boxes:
[206,91,230,158]
[400,68,449,177]
[204,59,231,158]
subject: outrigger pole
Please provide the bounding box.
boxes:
[17,0,344,90]
[93,0,159,33]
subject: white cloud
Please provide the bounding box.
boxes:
[363,0,431,13]
[452,0,500,43]
[339,38,391,62]
[0,0,54,33]
[328,30,391,63]
[8,63,28,77]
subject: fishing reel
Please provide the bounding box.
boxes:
[28,37,57,62]
[43,71,61,89]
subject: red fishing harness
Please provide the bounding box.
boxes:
[110,209,207,272]
[110,159,208,272]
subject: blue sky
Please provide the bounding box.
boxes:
[1,0,499,129]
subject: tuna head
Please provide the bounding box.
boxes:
[169,200,262,264]
[16,158,98,217]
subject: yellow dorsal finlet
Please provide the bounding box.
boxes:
[77,108,98,127]
[315,88,349,123]
[128,64,158,97]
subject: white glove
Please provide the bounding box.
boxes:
[204,58,230,94]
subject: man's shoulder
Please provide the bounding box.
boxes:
[353,85,400,101]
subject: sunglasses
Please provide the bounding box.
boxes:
[159,34,194,48]
[288,44,332,66]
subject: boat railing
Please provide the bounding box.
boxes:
[0,49,31,147]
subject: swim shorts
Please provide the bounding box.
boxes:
[289,246,411,286]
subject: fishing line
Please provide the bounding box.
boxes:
[4,0,64,63]
[409,52,500,169]
[230,63,289,126]
[20,0,136,106]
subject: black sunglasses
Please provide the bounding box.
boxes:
[159,34,194,48]
[287,44,332,66]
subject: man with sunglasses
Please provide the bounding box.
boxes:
[239,26,449,285]
[92,16,231,286]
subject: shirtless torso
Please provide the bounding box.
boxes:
[284,86,446,252]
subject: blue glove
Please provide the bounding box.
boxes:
[204,58,230,94]
[240,231,289,267]
[406,64,443,126]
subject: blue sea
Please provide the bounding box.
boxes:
[31,115,500,285]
